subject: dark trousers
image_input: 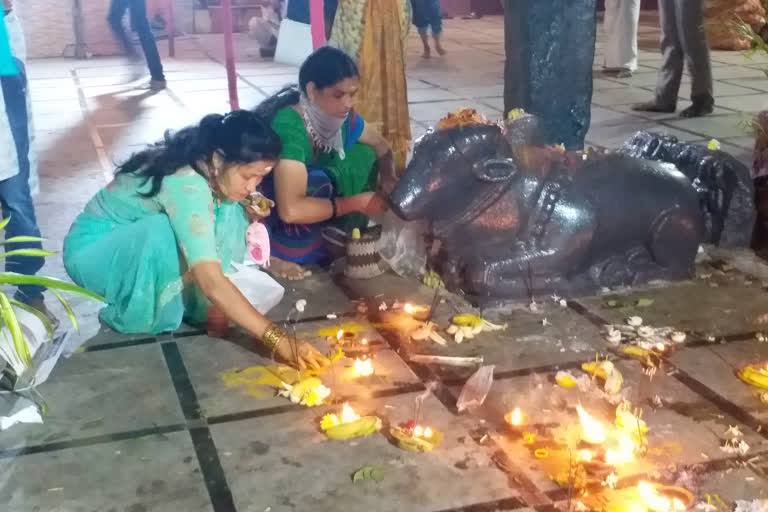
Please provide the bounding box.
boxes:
[0,59,45,302]
[654,0,713,108]
[107,0,165,81]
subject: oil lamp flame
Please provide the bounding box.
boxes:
[423,427,433,438]
[605,435,635,465]
[413,425,424,437]
[340,403,360,423]
[656,343,666,351]
[505,407,524,426]
[353,357,374,376]
[577,405,607,444]
[579,449,593,462]
[361,338,368,345]
[637,482,686,512]
[404,303,414,314]
[336,330,344,340]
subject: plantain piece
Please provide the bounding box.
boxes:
[410,322,434,341]
[481,319,508,331]
[446,324,459,335]
[622,346,656,366]
[390,426,443,452]
[737,364,768,390]
[555,370,578,388]
[428,330,448,346]
[454,330,465,344]
[323,416,382,440]
[582,361,623,394]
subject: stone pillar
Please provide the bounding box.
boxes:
[502,0,597,150]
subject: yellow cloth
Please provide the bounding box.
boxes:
[353,0,411,172]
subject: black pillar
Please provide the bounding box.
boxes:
[503,0,597,150]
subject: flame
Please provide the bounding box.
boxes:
[579,449,593,462]
[361,338,368,345]
[505,407,524,426]
[637,482,686,512]
[605,435,636,465]
[413,425,424,437]
[577,406,606,444]
[404,303,414,314]
[336,330,344,341]
[353,357,374,376]
[423,427,433,438]
[340,403,360,423]
[655,343,666,351]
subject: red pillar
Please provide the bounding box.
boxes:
[309,0,326,49]
[222,0,240,110]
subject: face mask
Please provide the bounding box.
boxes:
[299,92,347,160]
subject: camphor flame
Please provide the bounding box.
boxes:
[336,330,344,341]
[605,434,636,465]
[423,427,433,438]
[579,449,593,462]
[340,403,360,423]
[404,304,414,315]
[505,407,524,426]
[636,482,686,512]
[577,405,607,444]
[353,357,374,376]
[413,425,424,437]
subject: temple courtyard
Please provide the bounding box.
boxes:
[2,13,768,512]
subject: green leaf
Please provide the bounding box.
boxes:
[635,298,654,308]
[352,465,386,483]
[0,249,57,259]
[9,299,55,342]
[0,273,104,302]
[50,289,78,333]
[1,236,47,245]
[0,216,10,232]
[0,290,31,367]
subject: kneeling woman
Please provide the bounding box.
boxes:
[63,111,328,370]
[255,46,398,279]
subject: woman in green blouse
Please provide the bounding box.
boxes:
[255,46,398,280]
[63,110,329,370]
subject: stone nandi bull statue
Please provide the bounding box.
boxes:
[389,114,754,303]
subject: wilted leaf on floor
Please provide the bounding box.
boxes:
[352,465,386,483]
[634,298,654,307]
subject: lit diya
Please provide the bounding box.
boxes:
[403,303,431,321]
[320,403,381,440]
[353,355,374,376]
[390,420,443,452]
[504,407,528,432]
[635,482,694,512]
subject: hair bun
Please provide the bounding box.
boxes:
[198,113,225,146]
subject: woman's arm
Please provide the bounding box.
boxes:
[358,124,398,196]
[192,261,329,370]
[274,158,376,224]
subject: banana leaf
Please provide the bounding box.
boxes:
[2,236,46,245]
[0,290,31,366]
[0,216,10,231]
[0,249,57,259]
[50,289,79,333]
[9,299,55,342]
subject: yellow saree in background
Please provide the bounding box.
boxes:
[331,0,412,171]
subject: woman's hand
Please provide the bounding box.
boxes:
[350,191,387,217]
[243,194,275,221]
[275,339,331,371]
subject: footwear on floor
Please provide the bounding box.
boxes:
[679,103,714,118]
[631,101,676,113]
[19,296,60,332]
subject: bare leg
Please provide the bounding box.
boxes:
[420,32,431,58]
[434,34,446,55]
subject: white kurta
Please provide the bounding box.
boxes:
[0,11,38,195]
[603,0,641,72]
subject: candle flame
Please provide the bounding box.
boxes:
[423,427,433,438]
[340,403,360,423]
[577,405,607,444]
[579,449,593,462]
[637,482,686,512]
[605,435,636,465]
[336,330,344,340]
[505,407,524,426]
[404,303,414,314]
[413,425,424,437]
[353,357,374,376]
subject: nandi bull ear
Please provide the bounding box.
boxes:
[471,158,519,182]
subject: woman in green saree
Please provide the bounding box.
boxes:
[63,110,329,370]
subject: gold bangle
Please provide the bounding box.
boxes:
[263,325,287,351]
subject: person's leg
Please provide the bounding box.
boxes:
[128,0,166,85]
[676,0,714,117]
[0,60,46,306]
[411,0,432,57]
[632,0,681,112]
[107,0,136,58]
[429,0,446,55]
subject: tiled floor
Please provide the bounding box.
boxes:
[2,12,768,512]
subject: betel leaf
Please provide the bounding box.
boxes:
[635,298,655,308]
[352,465,386,483]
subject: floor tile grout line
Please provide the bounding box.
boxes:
[161,342,238,512]
[71,69,113,183]
[566,300,768,441]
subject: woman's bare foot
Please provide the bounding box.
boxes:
[269,257,312,280]
[422,47,431,59]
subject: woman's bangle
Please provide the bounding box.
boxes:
[329,196,337,219]
[262,325,287,351]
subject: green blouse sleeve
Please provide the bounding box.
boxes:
[272,108,311,164]
[156,168,219,266]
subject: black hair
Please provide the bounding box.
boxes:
[116,110,282,197]
[253,45,359,122]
